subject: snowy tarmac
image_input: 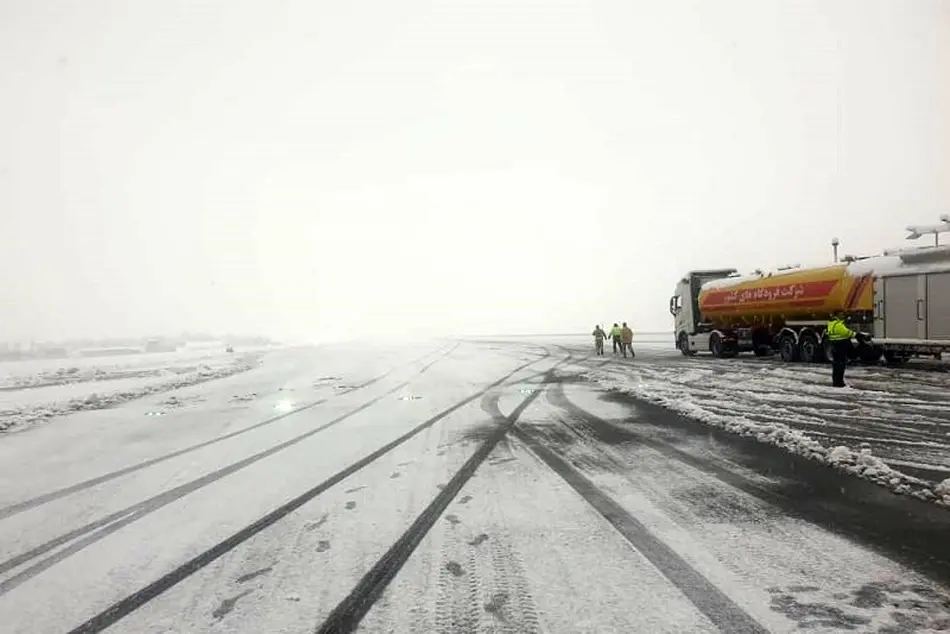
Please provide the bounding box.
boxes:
[1,340,949,633]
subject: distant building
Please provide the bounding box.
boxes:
[37,347,68,359]
[79,347,141,358]
[145,339,177,353]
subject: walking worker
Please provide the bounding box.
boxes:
[826,312,868,387]
[620,322,634,358]
[609,323,622,354]
[592,325,607,356]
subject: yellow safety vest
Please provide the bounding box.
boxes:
[827,319,855,342]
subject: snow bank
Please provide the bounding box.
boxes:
[0,356,259,433]
[936,479,950,506]
[581,370,944,506]
[0,346,272,389]
[1,366,166,390]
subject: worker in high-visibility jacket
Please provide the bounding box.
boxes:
[826,313,866,387]
[620,322,635,359]
[609,323,622,354]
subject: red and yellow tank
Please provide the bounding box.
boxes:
[698,264,874,323]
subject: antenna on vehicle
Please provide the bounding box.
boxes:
[831,237,839,263]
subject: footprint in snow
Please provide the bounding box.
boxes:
[212,589,253,620]
[235,566,273,584]
[445,561,464,577]
[345,501,357,510]
[444,514,461,526]
[458,495,473,505]
[469,534,489,546]
[316,540,331,553]
[484,592,509,614]
[305,514,329,531]
[390,472,401,479]
[345,486,366,494]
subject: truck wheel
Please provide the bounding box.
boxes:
[860,346,883,364]
[779,334,800,362]
[799,334,821,363]
[710,333,725,358]
[677,333,694,356]
[883,351,908,367]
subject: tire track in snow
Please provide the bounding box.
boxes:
[483,539,543,634]
[0,345,463,594]
[0,344,457,521]
[568,351,950,480]
[511,418,768,634]
[433,518,480,633]
[61,352,553,634]
[545,382,950,587]
[429,390,545,634]
[312,369,556,634]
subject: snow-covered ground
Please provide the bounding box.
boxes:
[0,340,948,633]
[569,333,950,504]
[0,347,276,433]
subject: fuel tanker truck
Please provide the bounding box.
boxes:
[670,244,950,364]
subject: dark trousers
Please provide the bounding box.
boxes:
[831,340,850,387]
[612,338,620,353]
[622,342,634,358]
[595,339,604,355]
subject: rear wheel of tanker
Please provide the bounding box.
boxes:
[800,334,822,363]
[779,334,800,362]
[860,346,883,364]
[710,333,726,358]
[752,333,771,357]
[884,350,908,367]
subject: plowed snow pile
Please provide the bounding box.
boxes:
[569,336,950,507]
[0,349,267,432]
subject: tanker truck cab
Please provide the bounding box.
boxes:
[671,269,738,356]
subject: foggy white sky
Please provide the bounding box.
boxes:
[2,0,949,343]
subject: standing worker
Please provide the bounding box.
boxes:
[591,325,607,356]
[826,312,869,387]
[609,323,622,355]
[620,322,634,358]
